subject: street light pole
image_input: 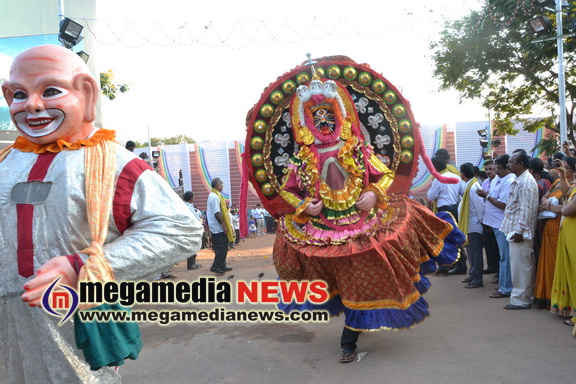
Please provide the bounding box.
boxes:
[556,0,568,147]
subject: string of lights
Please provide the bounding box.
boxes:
[80,5,479,50]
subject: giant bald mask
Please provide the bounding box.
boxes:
[1,44,99,145]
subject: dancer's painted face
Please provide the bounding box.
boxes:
[5,53,86,144]
[312,107,336,135]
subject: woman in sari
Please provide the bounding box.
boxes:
[534,157,576,309]
[550,185,576,332]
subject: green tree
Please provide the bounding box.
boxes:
[149,135,196,146]
[100,70,129,101]
[430,0,576,155]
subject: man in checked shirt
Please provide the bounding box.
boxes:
[500,152,539,310]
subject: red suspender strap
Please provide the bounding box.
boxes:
[17,152,58,277]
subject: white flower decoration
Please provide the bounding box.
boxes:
[282,112,293,128]
[274,133,290,148]
[274,153,290,167]
[374,134,391,149]
[355,97,369,114]
[367,113,384,129]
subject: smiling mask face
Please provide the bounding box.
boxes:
[2,45,98,145]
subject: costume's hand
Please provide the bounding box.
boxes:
[304,199,324,216]
[356,191,377,211]
[21,256,78,308]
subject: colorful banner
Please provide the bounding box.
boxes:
[410,125,445,195]
[153,143,192,193]
[195,142,231,201]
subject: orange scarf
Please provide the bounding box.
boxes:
[13,129,116,153]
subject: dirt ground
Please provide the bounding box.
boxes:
[170,233,276,273]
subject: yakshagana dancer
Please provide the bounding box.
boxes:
[241,55,465,363]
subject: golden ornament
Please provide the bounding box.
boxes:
[261,183,275,196]
[340,118,352,140]
[282,80,297,94]
[270,91,284,105]
[255,169,268,182]
[260,104,274,118]
[327,65,341,79]
[393,104,406,118]
[372,80,385,93]
[251,154,264,167]
[358,72,372,86]
[254,120,267,133]
[398,119,412,133]
[297,72,310,85]
[302,129,314,145]
[400,150,413,163]
[401,135,414,149]
[250,136,264,150]
[343,66,357,81]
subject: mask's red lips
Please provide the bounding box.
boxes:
[27,117,54,130]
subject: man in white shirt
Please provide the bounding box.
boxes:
[427,156,465,275]
[207,178,233,274]
[459,163,485,288]
[427,157,465,219]
[479,160,500,276]
[477,154,516,299]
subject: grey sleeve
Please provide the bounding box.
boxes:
[104,170,203,281]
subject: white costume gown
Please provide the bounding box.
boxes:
[0,142,203,383]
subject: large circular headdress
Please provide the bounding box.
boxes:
[243,55,421,217]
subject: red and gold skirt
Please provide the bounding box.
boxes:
[274,194,464,331]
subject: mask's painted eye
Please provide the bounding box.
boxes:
[42,86,68,100]
[13,90,28,101]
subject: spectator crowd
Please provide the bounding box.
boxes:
[425,146,576,337]
[136,138,575,338]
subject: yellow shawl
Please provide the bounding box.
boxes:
[212,188,235,243]
[77,139,117,309]
[458,177,478,245]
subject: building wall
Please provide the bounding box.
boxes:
[1,0,96,38]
